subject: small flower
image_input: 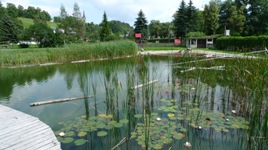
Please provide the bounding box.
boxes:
[184,142,191,148]
[165,90,169,94]
[156,117,161,121]
[232,110,236,114]
[198,126,202,130]
[59,132,65,137]
[225,118,230,122]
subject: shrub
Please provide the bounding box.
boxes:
[216,36,268,52]
[18,43,29,48]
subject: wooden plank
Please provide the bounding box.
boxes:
[0,105,61,150]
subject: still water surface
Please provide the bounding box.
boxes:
[0,56,265,149]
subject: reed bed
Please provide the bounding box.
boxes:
[0,40,138,67]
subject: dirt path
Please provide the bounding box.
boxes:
[138,50,253,58]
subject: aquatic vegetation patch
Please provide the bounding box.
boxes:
[131,99,249,149]
[54,114,129,146]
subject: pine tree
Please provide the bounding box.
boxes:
[186,0,198,32]
[173,0,187,38]
[134,10,148,40]
[72,2,81,19]
[99,12,111,41]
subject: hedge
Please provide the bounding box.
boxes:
[216,36,268,52]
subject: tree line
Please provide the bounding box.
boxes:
[1,0,268,48]
[134,0,268,41]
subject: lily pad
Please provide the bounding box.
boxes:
[61,137,74,144]
[97,131,108,137]
[74,139,87,146]
[78,131,87,137]
[65,131,75,137]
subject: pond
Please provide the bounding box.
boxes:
[0,55,267,150]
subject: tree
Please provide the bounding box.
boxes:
[17,5,24,17]
[159,22,172,38]
[186,0,198,32]
[134,10,148,40]
[0,2,6,19]
[173,0,187,38]
[6,3,18,18]
[24,22,63,47]
[109,20,133,36]
[72,2,81,19]
[228,5,246,35]
[203,1,220,35]
[86,22,100,41]
[149,20,161,38]
[60,4,68,19]
[246,0,268,35]
[0,14,23,42]
[99,12,111,41]
[218,0,234,34]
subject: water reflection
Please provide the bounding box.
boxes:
[0,56,267,149]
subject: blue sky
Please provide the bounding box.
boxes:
[2,0,210,26]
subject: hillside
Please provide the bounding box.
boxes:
[18,17,59,28]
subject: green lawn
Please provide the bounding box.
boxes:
[18,17,59,28]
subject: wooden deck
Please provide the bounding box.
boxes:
[0,104,61,150]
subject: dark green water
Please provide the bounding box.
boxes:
[0,56,267,150]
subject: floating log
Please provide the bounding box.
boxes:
[30,96,94,107]
[131,80,158,90]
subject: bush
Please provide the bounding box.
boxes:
[216,36,268,52]
[18,43,29,48]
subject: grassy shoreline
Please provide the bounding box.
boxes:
[0,40,138,67]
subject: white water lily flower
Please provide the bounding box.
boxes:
[184,142,191,148]
[232,110,236,114]
[59,132,65,137]
[225,118,230,122]
[156,117,161,121]
[198,126,202,130]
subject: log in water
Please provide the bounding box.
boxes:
[30,96,94,107]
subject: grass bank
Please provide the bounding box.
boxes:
[0,40,138,67]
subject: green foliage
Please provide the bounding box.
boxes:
[173,0,187,38]
[99,12,111,41]
[216,36,268,52]
[0,14,23,42]
[109,20,133,36]
[203,1,220,35]
[134,10,148,40]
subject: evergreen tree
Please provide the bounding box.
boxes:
[60,4,68,19]
[203,1,220,35]
[186,0,198,32]
[173,0,187,38]
[0,2,6,19]
[73,2,81,19]
[0,14,22,42]
[99,12,111,41]
[134,10,148,40]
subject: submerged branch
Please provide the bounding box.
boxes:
[30,96,94,107]
[131,80,158,90]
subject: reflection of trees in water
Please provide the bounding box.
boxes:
[0,66,56,100]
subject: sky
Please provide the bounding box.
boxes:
[1,0,210,26]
